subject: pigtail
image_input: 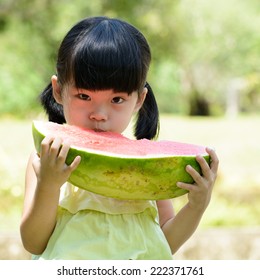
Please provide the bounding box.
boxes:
[134,82,160,140]
[39,82,66,124]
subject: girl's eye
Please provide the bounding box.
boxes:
[78,93,90,101]
[112,97,124,104]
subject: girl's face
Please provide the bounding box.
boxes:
[51,76,147,134]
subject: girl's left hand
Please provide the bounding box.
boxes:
[177,147,219,212]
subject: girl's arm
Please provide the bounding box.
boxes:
[157,148,219,254]
[20,136,80,255]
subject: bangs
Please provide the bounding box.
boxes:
[71,19,149,93]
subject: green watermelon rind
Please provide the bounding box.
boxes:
[32,121,210,200]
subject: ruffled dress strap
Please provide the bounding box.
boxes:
[59,182,158,218]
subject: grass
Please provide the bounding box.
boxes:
[0,115,260,234]
[0,119,33,232]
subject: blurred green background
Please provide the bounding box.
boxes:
[0,0,260,259]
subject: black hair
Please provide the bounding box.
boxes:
[40,16,159,140]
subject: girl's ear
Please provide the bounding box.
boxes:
[134,87,148,112]
[51,75,63,104]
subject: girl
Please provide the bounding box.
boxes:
[20,16,218,260]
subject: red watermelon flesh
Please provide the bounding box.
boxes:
[35,121,207,157]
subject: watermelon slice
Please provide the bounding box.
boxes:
[32,121,210,200]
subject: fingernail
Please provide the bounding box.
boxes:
[186,165,192,170]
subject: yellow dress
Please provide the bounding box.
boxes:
[33,183,173,260]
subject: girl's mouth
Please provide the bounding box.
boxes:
[94,128,106,132]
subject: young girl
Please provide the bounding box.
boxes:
[20,16,219,260]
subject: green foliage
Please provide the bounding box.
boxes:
[0,0,260,117]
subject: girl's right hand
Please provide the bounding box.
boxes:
[32,136,81,190]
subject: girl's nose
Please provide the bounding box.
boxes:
[89,108,108,122]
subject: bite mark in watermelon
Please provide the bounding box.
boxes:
[32,121,210,200]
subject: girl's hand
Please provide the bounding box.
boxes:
[177,147,219,212]
[32,136,81,190]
